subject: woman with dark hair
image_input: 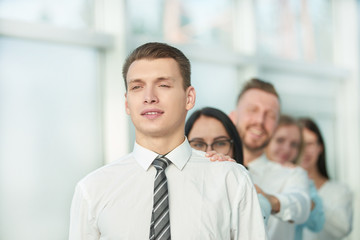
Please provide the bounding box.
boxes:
[185,107,271,224]
[185,107,243,164]
[298,117,353,240]
[298,118,330,182]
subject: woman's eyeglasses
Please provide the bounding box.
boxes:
[189,139,233,155]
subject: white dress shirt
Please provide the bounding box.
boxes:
[247,155,311,240]
[69,139,267,240]
[303,180,353,240]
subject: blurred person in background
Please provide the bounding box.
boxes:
[229,78,311,240]
[298,117,353,240]
[185,106,272,225]
[185,107,243,164]
[265,115,325,240]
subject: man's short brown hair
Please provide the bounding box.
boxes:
[237,78,279,103]
[122,42,191,91]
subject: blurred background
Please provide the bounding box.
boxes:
[0,0,359,239]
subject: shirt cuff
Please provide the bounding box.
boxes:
[272,193,293,221]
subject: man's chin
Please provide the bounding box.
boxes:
[244,140,270,153]
[135,127,166,138]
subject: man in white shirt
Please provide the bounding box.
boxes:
[229,78,311,240]
[69,42,267,239]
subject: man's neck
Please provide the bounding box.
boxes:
[136,132,185,155]
[243,147,264,167]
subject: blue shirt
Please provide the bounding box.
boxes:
[295,180,325,240]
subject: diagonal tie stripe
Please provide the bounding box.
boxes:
[149,156,171,240]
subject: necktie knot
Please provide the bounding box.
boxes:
[153,156,171,172]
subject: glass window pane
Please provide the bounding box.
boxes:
[189,60,239,115]
[0,36,103,240]
[0,0,94,29]
[127,0,163,37]
[254,0,333,63]
[128,0,234,48]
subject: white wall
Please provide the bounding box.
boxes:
[0,36,104,239]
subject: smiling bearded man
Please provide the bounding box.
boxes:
[229,78,311,240]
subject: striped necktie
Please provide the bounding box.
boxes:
[149,156,171,240]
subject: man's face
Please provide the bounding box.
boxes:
[125,58,195,139]
[232,89,280,152]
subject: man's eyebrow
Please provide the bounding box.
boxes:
[155,77,174,82]
[128,79,144,85]
[128,77,174,84]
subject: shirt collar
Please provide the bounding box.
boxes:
[132,137,192,171]
[247,153,268,173]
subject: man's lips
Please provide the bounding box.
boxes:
[248,127,265,138]
[141,109,164,119]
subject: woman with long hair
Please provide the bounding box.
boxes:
[298,117,353,240]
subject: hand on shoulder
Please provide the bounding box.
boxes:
[205,150,236,162]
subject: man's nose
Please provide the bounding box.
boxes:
[253,112,266,124]
[144,88,159,104]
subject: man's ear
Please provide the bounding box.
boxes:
[125,93,130,115]
[228,110,237,124]
[185,86,196,111]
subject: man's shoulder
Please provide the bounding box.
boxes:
[190,148,244,166]
[264,158,306,175]
[78,153,135,185]
[189,149,250,179]
[251,158,307,186]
